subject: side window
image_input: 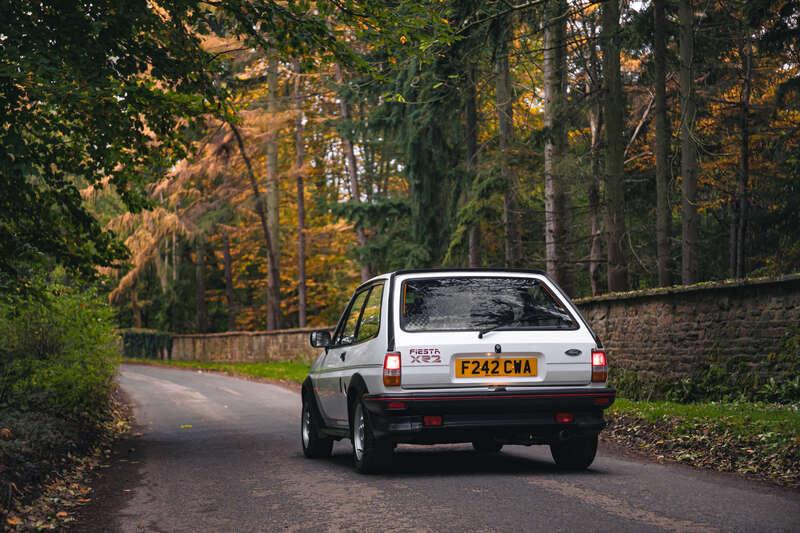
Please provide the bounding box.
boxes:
[356,284,384,343]
[336,289,369,346]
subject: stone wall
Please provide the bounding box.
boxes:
[575,274,800,380]
[167,275,800,376]
[172,327,327,363]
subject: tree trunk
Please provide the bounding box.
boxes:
[586,19,603,295]
[544,0,571,292]
[601,0,628,292]
[495,26,521,268]
[195,236,207,333]
[222,229,236,331]
[293,60,308,327]
[465,65,480,268]
[679,0,698,284]
[588,101,603,296]
[335,64,370,281]
[265,52,282,328]
[230,123,282,330]
[654,0,672,287]
[735,32,752,279]
[172,231,178,282]
[131,281,142,328]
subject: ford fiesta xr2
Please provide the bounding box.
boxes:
[301,269,615,473]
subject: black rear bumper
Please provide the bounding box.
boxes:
[362,387,615,445]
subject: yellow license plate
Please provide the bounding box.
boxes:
[455,357,537,378]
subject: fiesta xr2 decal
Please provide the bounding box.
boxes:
[409,347,442,364]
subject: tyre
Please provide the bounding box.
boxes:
[472,438,503,453]
[550,433,598,470]
[301,395,333,459]
[351,401,392,474]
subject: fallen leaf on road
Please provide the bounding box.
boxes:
[56,512,68,519]
[180,424,193,429]
[0,427,12,440]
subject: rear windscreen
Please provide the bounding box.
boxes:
[400,277,577,332]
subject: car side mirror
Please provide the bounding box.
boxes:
[310,330,332,348]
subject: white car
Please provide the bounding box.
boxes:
[301,269,615,473]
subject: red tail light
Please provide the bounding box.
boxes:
[423,415,443,427]
[383,352,401,386]
[591,349,608,382]
[555,412,574,424]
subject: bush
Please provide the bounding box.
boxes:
[0,274,121,510]
[0,278,120,425]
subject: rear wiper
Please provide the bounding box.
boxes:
[477,318,517,339]
[476,307,574,338]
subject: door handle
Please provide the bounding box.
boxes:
[340,351,347,361]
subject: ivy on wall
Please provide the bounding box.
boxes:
[121,329,173,360]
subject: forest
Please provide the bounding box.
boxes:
[2,0,799,332]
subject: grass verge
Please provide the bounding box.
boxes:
[605,398,800,488]
[123,358,310,386]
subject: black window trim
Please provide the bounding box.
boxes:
[354,282,385,344]
[397,275,580,334]
[331,280,386,348]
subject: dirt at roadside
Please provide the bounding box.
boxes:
[2,387,134,531]
[601,412,800,490]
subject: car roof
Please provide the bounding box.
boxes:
[356,268,550,293]
[391,267,547,276]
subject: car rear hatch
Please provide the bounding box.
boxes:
[393,273,596,389]
[397,330,594,389]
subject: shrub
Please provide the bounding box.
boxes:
[0,274,121,510]
[0,276,120,426]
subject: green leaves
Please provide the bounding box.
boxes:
[0,1,219,292]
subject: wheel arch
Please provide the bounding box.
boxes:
[346,373,369,430]
[301,376,314,401]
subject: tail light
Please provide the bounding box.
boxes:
[591,349,608,382]
[423,415,442,427]
[383,352,401,386]
[555,412,574,424]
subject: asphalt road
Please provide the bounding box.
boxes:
[80,364,800,532]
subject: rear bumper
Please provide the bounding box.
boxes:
[362,387,615,445]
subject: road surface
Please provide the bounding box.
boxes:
[79,364,800,532]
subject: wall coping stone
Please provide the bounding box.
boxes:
[573,273,800,305]
[172,326,332,339]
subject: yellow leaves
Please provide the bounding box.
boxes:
[6,517,22,527]
[400,35,407,45]
[620,54,641,75]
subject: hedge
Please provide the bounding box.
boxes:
[120,328,173,360]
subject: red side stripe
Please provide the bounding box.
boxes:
[369,392,615,402]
